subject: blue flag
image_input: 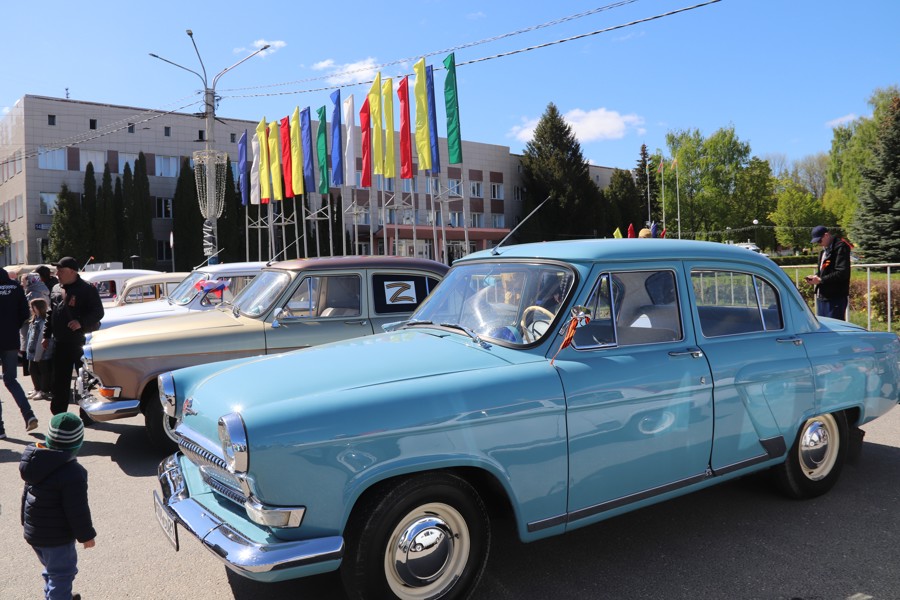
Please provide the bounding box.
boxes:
[330,90,344,187]
[237,130,249,206]
[300,107,316,194]
[425,66,441,175]
[650,222,659,238]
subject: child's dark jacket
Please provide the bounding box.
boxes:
[20,444,96,547]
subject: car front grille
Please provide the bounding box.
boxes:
[178,432,246,507]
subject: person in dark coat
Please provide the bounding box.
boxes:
[0,267,38,438]
[42,257,104,417]
[805,225,852,320]
[20,411,96,600]
[35,265,59,293]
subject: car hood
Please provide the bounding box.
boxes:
[100,299,188,329]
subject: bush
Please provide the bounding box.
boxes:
[770,254,818,266]
[851,278,900,325]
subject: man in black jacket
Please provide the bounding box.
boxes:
[805,225,852,320]
[42,257,104,416]
[0,267,38,438]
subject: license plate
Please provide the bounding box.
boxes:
[153,491,179,551]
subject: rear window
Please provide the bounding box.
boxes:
[691,270,784,337]
[372,273,440,314]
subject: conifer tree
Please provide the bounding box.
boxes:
[130,152,156,267]
[605,168,644,234]
[113,176,125,260]
[95,163,117,261]
[81,163,98,257]
[47,184,88,261]
[633,144,659,228]
[121,163,135,261]
[172,158,204,270]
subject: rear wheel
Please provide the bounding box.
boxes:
[774,411,847,499]
[341,472,490,600]
[143,384,178,453]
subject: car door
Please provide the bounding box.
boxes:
[553,263,713,527]
[684,263,816,474]
[264,271,374,353]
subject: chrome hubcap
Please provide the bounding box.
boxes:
[798,414,839,481]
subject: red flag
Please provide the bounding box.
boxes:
[279,117,294,198]
[660,228,666,238]
[657,160,664,174]
[359,98,372,188]
[627,224,636,238]
[397,76,413,180]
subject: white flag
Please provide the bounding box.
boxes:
[343,94,356,187]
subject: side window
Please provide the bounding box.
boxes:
[199,278,231,306]
[691,270,783,337]
[284,277,319,317]
[319,275,361,317]
[372,273,439,314]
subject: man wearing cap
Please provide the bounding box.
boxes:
[42,257,104,416]
[20,411,96,600]
[805,226,851,320]
[0,266,39,438]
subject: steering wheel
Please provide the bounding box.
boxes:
[521,305,556,343]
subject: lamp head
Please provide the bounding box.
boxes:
[186,29,193,36]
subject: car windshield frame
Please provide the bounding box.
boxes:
[408,261,576,347]
[167,272,208,306]
[232,270,292,318]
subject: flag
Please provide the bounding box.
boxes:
[660,228,667,238]
[657,160,664,175]
[238,130,248,206]
[650,222,659,238]
[267,121,284,201]
[330,90,344,187]
[250,132,260,205]
[382,77,396,179]
[316,105,329,195]
[443,52,462,164]
[627,223,635,238]
[279,117,293,197]
[290,107,304,195]
[256,118,271,204]
[671,157,678,168]
[397,76,413,180]
[413,59,432,171]
[550,308,591,366]
[425,65,441,174]
[368,73,384,175]
[300,107,316,193]
[343,94,356,187]
[360,98,372,188]
[613,227,622,239]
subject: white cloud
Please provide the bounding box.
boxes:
[509,107,644,144]
[467,11,486,20]
[234,39,286,58]
[312,57,381,86]
[826,113,858,128]
[1,107,9,115]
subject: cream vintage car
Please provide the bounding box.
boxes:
[75,256,448,449]
[113,271,189,306]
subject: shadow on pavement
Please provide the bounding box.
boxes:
[80,421,169,477]
[227,566,345,600]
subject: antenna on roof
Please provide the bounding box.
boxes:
[193,247,224,270]
[492,195,553,255]
[266,235,305,267]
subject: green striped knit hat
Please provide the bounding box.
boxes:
[46,412,84,452]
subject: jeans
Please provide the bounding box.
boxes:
[1,349,35,432]
[32,542,78,600]
[817,296,849,321]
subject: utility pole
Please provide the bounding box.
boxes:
[150,32,268,261]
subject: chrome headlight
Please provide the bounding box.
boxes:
[158,372,176,417]
[218,412,249,474]
[82,345,94,371]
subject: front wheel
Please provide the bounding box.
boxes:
[341,472,490,600]
[143,384,178,453]
[774,411,848,499]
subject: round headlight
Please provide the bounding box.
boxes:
[158,372,177,417]
[218,412,249,473]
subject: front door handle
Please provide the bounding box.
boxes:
[668,348,704,359]
[344,320,368,325]
[776,336,803,346]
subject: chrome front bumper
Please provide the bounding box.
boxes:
[156,453,344,578]
[74,368,141,421]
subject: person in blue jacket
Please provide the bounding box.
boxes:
[0,267,37,439]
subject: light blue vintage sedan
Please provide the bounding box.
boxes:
[154,239,900,600]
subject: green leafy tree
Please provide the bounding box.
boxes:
[821,187,855,231]
[94,163,117,262]
[769,178,831,251]
[47,184,88,261]
[790,153,829,200]
[81,162,98,257]
[0,221,10,253]
[129,152,156,267]
[518,103,597,242]
[605,168,643,235]
[853,95,900,263]
[172,158,204,270]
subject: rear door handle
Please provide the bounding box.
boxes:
[776,336,803,346]
[345,320,368,325]
[668,348,704,359]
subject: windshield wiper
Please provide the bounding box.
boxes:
[439,322,488,347]
[402,319,434,328]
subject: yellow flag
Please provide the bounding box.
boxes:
[382,77,396,179]
[613,227,622,239]
[256,118,271,202]
[368,73,384,175]
[267,121,284,201]
[413,58,432,171]
[290,107,304,195]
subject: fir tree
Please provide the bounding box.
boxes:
[47,184,88,261]
[130,152,156,267]
[633,144,660,228]
[606,168,644,234]
[854,95,900,262]
[95,163,117,261]
[172,158,204,270]
[121,162,135,260]
[113,176,125,260]
[81,162,98,257]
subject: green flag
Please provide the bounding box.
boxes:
[316,106,328,195]
[443,53,462,164]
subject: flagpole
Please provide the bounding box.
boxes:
[429,174,438,261]
[391,183,400,256]
[368,186,374,255]
[460,167,470,257]
[292,196,300,259]
[675,159,681,239]
[661,162,666,231]
[302,195,309,258]
[244,207,249,261]
[645,161,651,226]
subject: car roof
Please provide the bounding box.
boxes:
[122,272,189,286]
[195,261,267,274]
[81,269,160,280]
[268,255,449,276]
[464,239,777,266]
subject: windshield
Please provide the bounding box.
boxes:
[232,270,292,317]
[410,262,575,346]
[167,272,207,305]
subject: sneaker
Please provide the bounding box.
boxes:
[72,594,81,600]
[26,390,38,399]
[0,432,6,440]
[26,417,39,432]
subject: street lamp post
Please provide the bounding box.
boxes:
[752,219,759,246]
[150,32,269,259]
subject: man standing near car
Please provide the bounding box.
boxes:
[0,267,38,438]
[805,226,851,320]
[42,257,104,417]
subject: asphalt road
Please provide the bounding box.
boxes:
[2,378,899,600]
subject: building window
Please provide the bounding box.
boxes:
[470,182,483,198]
[449,211,463,227]
[38,147,66,170]
[157,239,172,261]
[14,194,24,220]
[230,133,237,143]
[119,153,138,174]
[128,123,135,133]
[231,161,239,182]
[448,179,462,197]
[430,178,440,195]
[514,186,523,201]
[81,150,106,172]
[40,193,58,215]
[198,130,205,141]
[470,212,483,228]
[155,155,179,178]
[48,115,56,126]
[89,118,97,130]
[490,183,504,200]
[164,126,171,137]
[381,176,394,192]
[492,213,505,228]
[156,197,173,219]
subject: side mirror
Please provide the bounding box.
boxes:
[271,307,283,329]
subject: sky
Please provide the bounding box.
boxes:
[3,0,898,171]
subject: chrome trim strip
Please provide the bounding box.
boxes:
[712,453,774,477]
[526,513,567,533]
[159,372,176,417]
[156,453,343,574]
